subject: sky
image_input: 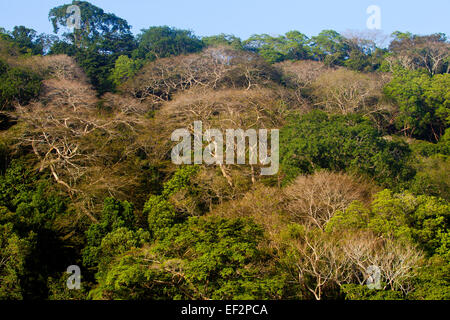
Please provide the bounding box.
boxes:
[0,0,449,40]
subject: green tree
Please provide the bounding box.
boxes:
[109,55,143,86]
[82,197,136,267]
[91,216,284,300]
[49,1,137,93]
[0,59,41,110]
[384,70,449,141]
[280,110,414,187]
[309,30,349,66]
[243,31,311,64]
[0,223,31,300]
[49,1,134,52]
[203,34,243,50]
[134,26,204,61]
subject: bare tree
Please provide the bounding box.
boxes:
[123,47,281,104]
[388,33,450,75]
[286,229,422,300]
[311,68,388,115]
[275,60,330,105]
[284,172,375,229]
[14,57,154,221]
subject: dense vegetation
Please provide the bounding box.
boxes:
[0,1,449,300]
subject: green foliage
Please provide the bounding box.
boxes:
[202,34,243,50]
[327,189,450,259]
[409,154,449,200]
[48,1,137,94]
[92,216,285,300]
[0,160,76,299]
[328,190,450,299]
[309,30,349,66]
[0,59,41,109]
[82,197,136,267]
[49,1,134,51]
[325,201,371,233]
[244,31,311,64]
[0,223,31,299]
[341,284,404,300]
[384,70,449,141]
[280,110,415,187]
[144,166,200,239]
[109,55,143,86]
[134,26,204,61]
[409,256,450,300]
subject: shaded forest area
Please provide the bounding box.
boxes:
[0,1,449,300]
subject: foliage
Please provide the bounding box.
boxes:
[109,55,143,86]
[327,190,450,260]
[384,69,449,141]
[280,110,415,187]
[203,34,243,50]
[134,26,204,61]
[0,0,449,301]
[0,59,41,110]
[92,216,284,300]
[243,31,311,64]
[82,198,137,267]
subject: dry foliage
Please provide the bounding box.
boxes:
[311,68,390,115]
[275,60,330,105]
[22,54,88,82]
[162,87,293,130]
[284,171,375,229]
[123,47,281,104]
[288,230,422,300]
[209,184,286,242]
[388,35,450,75]
[159,87,293,185]
[13,58,153,220]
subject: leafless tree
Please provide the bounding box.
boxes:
[284,172,375,229]
[311,68,390,115]
[13,58,153,221]
[123,47,281,104]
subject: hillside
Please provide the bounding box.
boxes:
[0,1,449,301]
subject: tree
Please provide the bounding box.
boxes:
[82,197,138,267]
[243,31,311,64]
[327,189,450,261]
[124,47,281,103]
[203,34,243,50]
[0,58,41,110]
[92,216,284,300]
[15,55,153,220]
[387,32,449,75]
[311,68,387,115]
[275,59,329,105]
[49,1,137,93]
[134,26,204,61]
[49,1,134,52]
[0,223,31,300]
[9,26,44,55]
[109,55,143,86]
[309,30,349,66]
[384,69,449,141]
[284,171,374,229]
[280,110,415,187]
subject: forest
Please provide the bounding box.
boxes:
[0,0,449,300]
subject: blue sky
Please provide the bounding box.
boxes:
[0,0,449,39]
